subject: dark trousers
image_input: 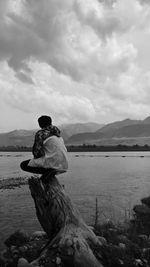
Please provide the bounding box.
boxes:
[20,159,56,175]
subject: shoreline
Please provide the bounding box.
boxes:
[1,191,150,266]
[0,176,30,190]
[1,145,150,152]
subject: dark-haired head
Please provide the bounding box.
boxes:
[38,115,52,129]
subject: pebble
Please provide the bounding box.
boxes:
[65,238,73,247]
[138,234,148,241]
[31,231,47,239]
[117,235,129,244]
[142,247,150,258]
[10,245,16,251]
[118,243,126,250]
[56,257,61,265]
[134,259,143,266]
[17,257,29,267]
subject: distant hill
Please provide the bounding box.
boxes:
[107,124,150,138]
[0,122,104,147]
[60,122,104,141]
[2,117,150,147]
[142,116,150,124]
[97,118,142,133]
[66,116,150,145]
[0,130,36,147]
[66,131,106,144]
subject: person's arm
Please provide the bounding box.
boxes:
[32,131,45,158]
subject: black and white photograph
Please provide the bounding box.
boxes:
[1,0,150,266]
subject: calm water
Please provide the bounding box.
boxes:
[0,151,150,249]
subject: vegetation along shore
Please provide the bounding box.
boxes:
[1,144,150,152]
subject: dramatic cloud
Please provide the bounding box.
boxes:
[1,0,150,131]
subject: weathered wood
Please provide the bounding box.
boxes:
[28,174,103,267]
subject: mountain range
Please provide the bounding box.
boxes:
[66,116,150,146]
[1,116,150,147]
[0,122,103,147]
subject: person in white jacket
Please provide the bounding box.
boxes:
[20,115,68,175]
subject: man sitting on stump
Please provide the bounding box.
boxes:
[20,115,68,179]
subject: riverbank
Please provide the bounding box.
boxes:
[1,176,150,266]
[0,177,29,190]
[1,195,150,267]
[1,144,150,152]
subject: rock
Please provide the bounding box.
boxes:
[103,219,115,229]
[137,235,148,247]
[18,238,48,262]
[31,231,47,240]
[18,245,28,254]
[0,249,10,261]
[10,245,16,251]
[141,196,150,208]
[138,234,148,241]
[55,256,61,265]
[5,230,29,247]
[10,246,20,259]
[118,259,124,265]
[17,258,29,267]
[11,249,20,259]
[96,220,115,234]
[133,204,150,215]
[101,244,126,267]
[134,259,143,266]
[97,236,107,245]
[118,243,126,250]
[143,248,150,260]
[104,228,118,244]
[117,235,129,244]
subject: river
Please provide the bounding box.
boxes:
[0,151,150,249]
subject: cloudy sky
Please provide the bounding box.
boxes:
[1,0,150,131]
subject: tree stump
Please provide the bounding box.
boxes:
[28,173,103,267]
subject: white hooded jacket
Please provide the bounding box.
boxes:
[28,136,68,173]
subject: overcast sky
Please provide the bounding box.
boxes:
[1,0,150,131]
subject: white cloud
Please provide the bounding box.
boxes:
[0,0,141,81]
[0,61,96,125]
[1,0,150,130]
